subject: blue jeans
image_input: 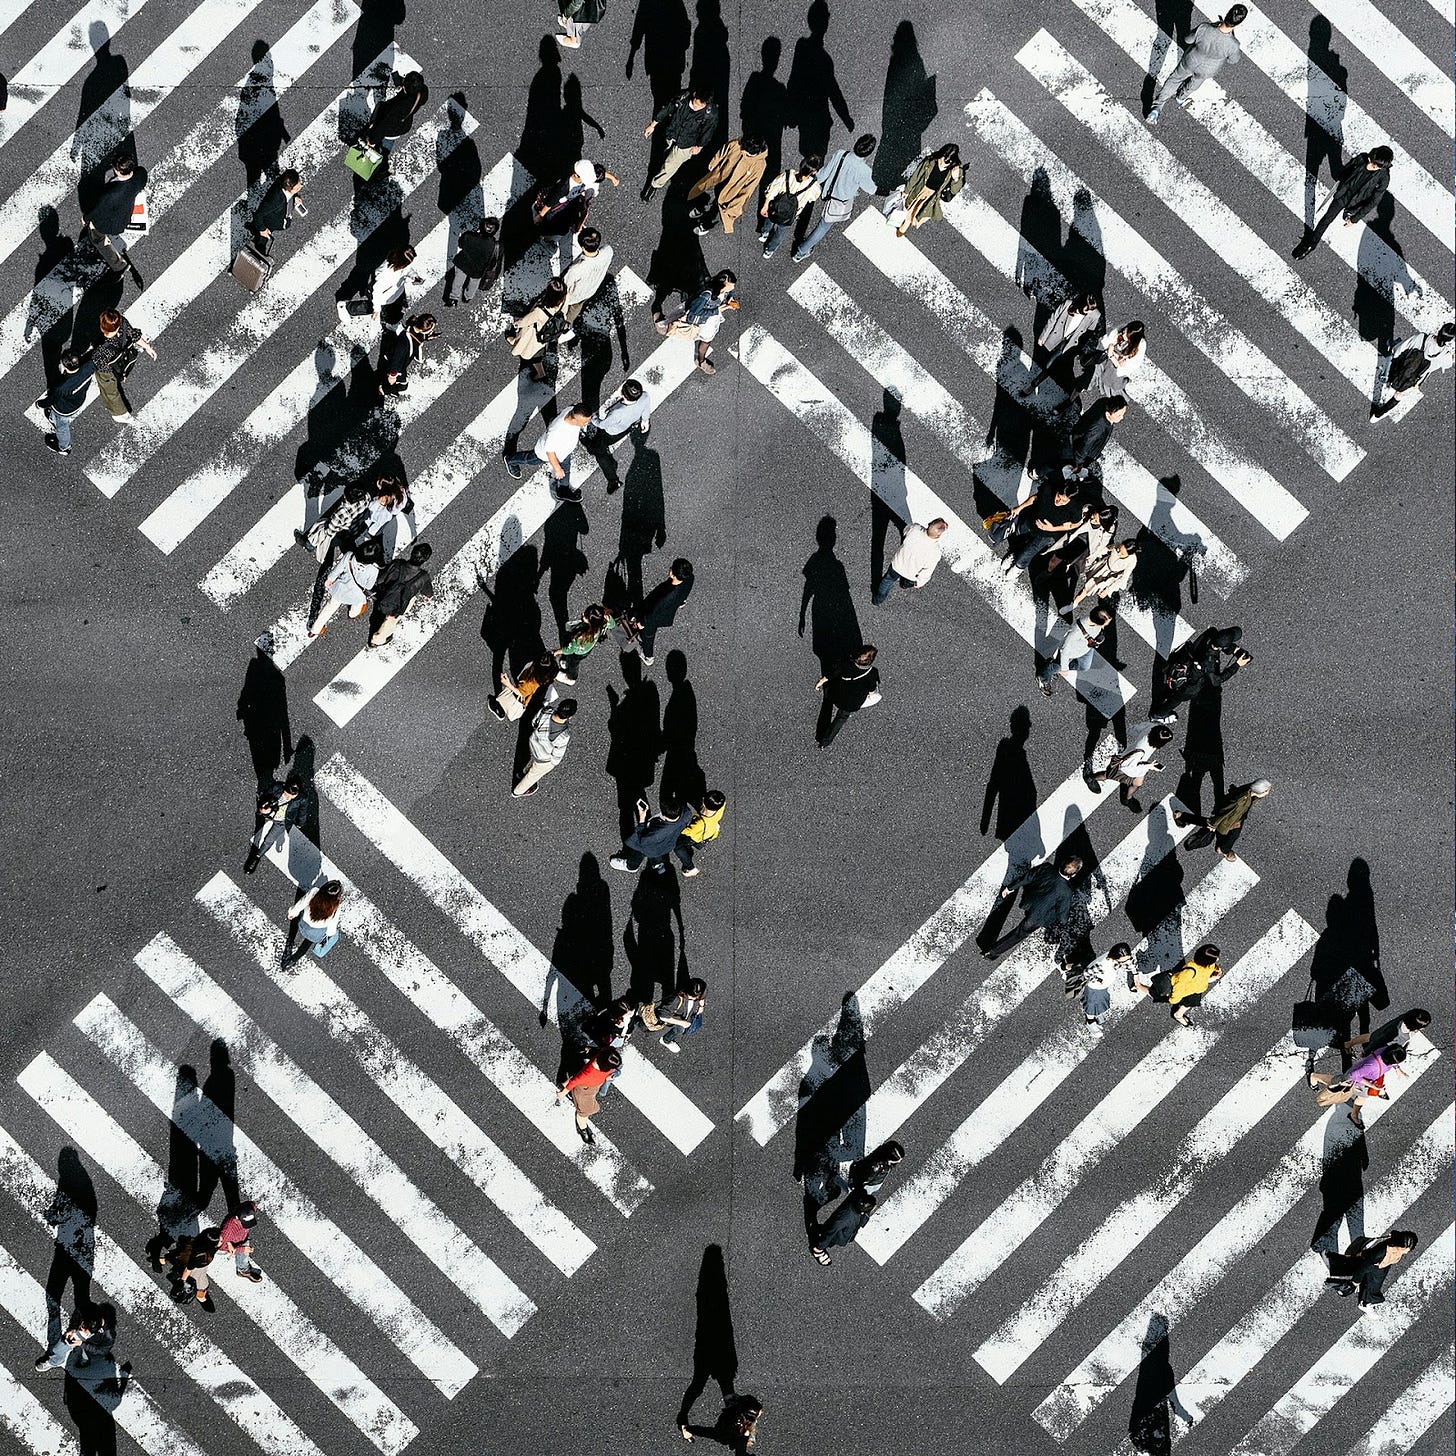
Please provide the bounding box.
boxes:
[662,1013,702,1045]
[758,218,790,255]
[298,923,339,958]
[48,406,74,450]
[873,567,909,604]
[794,211,843,259]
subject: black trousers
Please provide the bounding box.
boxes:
[983,915,1046,961]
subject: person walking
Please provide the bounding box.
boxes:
[165,1229,220,1313]
[639,977,708,1052]
[1323,1230,1419,1312]
[673,791,727,877]
[981,854,1084,961]
[1003,476,1087,572]
[507,277,571,383]
[1038,603,1114,697]
[1371,322,1455,420]
[656,270,739,374]
[1022,292,1104,394]
[1176,778,1270,861]
[1147,7,1246,125]
[33,1302,117,1373]
[884,142,964,236]
[308,535,384,637]
[588,378,652,446]
[1086,322,1146,400]
[1154,625,1251,717]
[298,479,370,563]
[360,69,428,157]
[244,772,305,873]
[1293,146,1394,259]
[810,1188,877,1265]
[248,169,304,254]
[680,1394,764,1450]
[490,652,560,722]
[687,135,769,234]
[555,1046,622,1144]
[514,693,578,797]
[362,245,416,332]
[504,402,592,500]
[216,1202,264,1283]
[873,518,947,604]
[1068,538,1138,614]
[41,350,96,456]
[559,227,614,328]
[793,134,878,262]
[377,312,436,396]
[1137,942,1223,1026]
[1310,1041,1409,1126]
[1065,942,1134,1027]
[757,156,821,258]
[625,558,694,665]
[814,645,883,747]
[555,603,616,684]
[1087,720,1175,810]
[1066,395,1127,478]
[81,154,146,277]
[830,1141,905,1200]
[443,216,502,307]
[642,87,719,197]
[286,880,344,961]
[1344,1007,1433,1059]
[555,0,606,49]
[611,792,698,873]
[367,541,434,646]
[90,308,157,422]
[534,158,619,236]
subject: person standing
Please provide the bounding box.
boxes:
[810,1188,877,1265]
[555,1046,622,1144]
[1065,942,1134,1027]
[377,312,436,396]
[443,216,502,307]
[687,135,769,234]
[216,1202,264,1283]
[507,276,570,383]
[611,792,697,873]
[639,977,708,1052]
[81,155,146,277]
[873,518,947,604]
[286,880,344,961]
[1371,322,1455,420]
[1087,720,1175,810]
[625,558,694,665]
[757,156,821,259]
[1022,293,1103,394]
[829,1141,905,1201]
[587,378,652,445]
[360,70,428,157]
[554,603,616,685]
[674,791,727,877]
[560,227,614,328]
[556,0,606,49]
[656,270,739,374]
[981,854,1084,962]
[534,159,619,236]
[514,693,578,797]
[1138,942,1223,1027]
[244,772,305,873]
[642,87,719,197]
[884,142,965,236]
[33,1302,117,1373]
[367,541,434,646]
[793,134,878,262]
[90,309,157,422]
[41,350,96,456]
[1323,1230,1419,1311]
[1038,603,1114,698]
[165,1229,220,1313]
[1176,778,1270,861]
[1293,146,1394,259]
[248,169,304,254]
[815,645,883,748]
[504,402,592,500]
[308,535,384,637]
[1147,7,1246,125]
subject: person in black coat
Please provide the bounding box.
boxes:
[814,645,883,748]
[982,854,1085,962]
[82,155,146,274]
[1153,624,1250,717]
[377,313,437,396]
[42,351,97,456]
[810,1188,876,1264]
[1066,394,1126,477]
[249,169,304,252]
[1324,1229,1418,1311]
[1293,145,1393,259]
[626,558,693,664]
[443,216,502,306]
[368,542,434,647]
[361,70,428,155]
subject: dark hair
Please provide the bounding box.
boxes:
[1077,293,1100,313]
[112,154,136,176]
[1058,855,1083,876]
[344,480,371,503]
[874,1140,905,1164]
[1223,4,1247,23]
[742,134,768,155]
[598,1046,623,1071]
[283,773,304,794]
[1105,395,1128,415]
[1404,1008,1432,1030]
[1109,942,1133,960]
[555,698,578,719]
[1088,603,1114,626]
[660,791,682,818]
[1436,321,1456,347]
[409,542,433,565]
[607,997,634,1019]
[540,277,568,305]
[353,535,385,565]
[480,216,501,238]
[1212,625,1244,649]
[853,133,877,157]
[280,169,302,189]
[578,226,602,252]
[530,652,559,679]
[800,154,823,173]
[578,603,607,633]
[710,269,736,294]
[412,312,438,336]
[1369,145,1394,167]
[385,245,416,270]
[1120,321,1146,346]
[1149,724,1175,746]
[689,86,711,104]
[854,644,878,667]
[937,142,961,164]
[60,351,81,371]
[703,790,726,811]
[1387,1229,1419,1249]
[849,1188,877,1214]
[622,378,644,401]
[670,557,694,581]
[1384,1042,1408,1064]
[686,977,708,997]
[401,70,426,94]
[734,1399,764,1433]
[1195,943,1220,962]
[309,880,343,919]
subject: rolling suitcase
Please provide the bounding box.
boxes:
[231,242,272,292]
[344,144,384,181]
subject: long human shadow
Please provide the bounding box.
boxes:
[545,853,616,1039]
[74,23,131,216]
[351,0,405,86]
[628,0,692,111]
[197,1040,238,1212]
[740,36,791,187]
[605,653,663,837]
[785,0,853,161]
[28,207,77,385]
[981,706,1038,842]
[869,388,905,588]
[63,1318,130,1456]
[1303,15,1346,227]
[799,514,862,674]
[1127,1312,1196,1454]
[238,40,291,189]
[677,1244,738,1428]
[689,0,732,147]
[623,866,685,1009]
[873,20,936,194]
[609,434,667,606]
[1312,1107,1367,1253]
[1173,681,1225,821]
[1141,0,1194,118]
[660,649,704,806]
[1124,805,1185,966]
[1307,857,1386,1046]
[538,499,590,642]
[792,993,869,1238]
[44,1149,96,1349]
[479,542,544,687]
[237,639,293,788]
[438,93,484,275]
[154,1064,202,1266]
[1353,194,1413,362]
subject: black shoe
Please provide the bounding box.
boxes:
[43,433,69,456]
[555,484,582,502]
[577,1122,596,1145]
[242,851,261,875]
[640,182,654,201]
[1292,239,1314,260]
[443,295,456,308]
[1082,764,1103,793]
[504,458,524,479]
[293,528,310,548]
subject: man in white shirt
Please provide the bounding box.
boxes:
[513,692,577,797]
[873,518,948,604]
[560,227,614,329]
[1039,603,1113,697]
[1087,720,1175,810]
[504,403,592,500]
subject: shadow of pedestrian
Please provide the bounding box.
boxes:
[677,1244,738,1428]
[538,499,590,641]
[1308,857,1386,1047]
[793,993,869,1237]
[479,543,544,687]
[236,641,293,788]
[869,389,906,587]
[1142,1,1194,119]
[605,656,664,836]
[873,21,936,195]
[238,40,291,190]
[1353,194,1411,357]
[1312,1106,1367,1253]
[44,1150,96,1348]
[785,0,853,162]
[351,0,404,87]
[64,1327,131,1456]
[624,866,684,1009]
[27,208,76,382]
[981,706,1038,842]
[799,514,862,673]
[197,1041,238,1212]
[612,434,668,604]
[661,650,705,806]
[1127,1312,1196,1453]
[689,0,732,146]
[1303,15,1346,227]
[1174,682,1225,821]
[740,37,791,188]
[545,853,616,1030]
[74,24,131,216]
[629,0,692,111]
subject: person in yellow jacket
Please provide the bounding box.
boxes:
[673,791,726,878]
[686,136,769,234]
[1136,942,1224,1026]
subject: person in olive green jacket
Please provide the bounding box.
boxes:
[687,135,769,233]
[885,142,964,235]
[1176,779,1270,861]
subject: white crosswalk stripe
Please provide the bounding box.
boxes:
[17,1052,419,1455]
[133,931,539,1337]
[1343,1342,1455,1456]
[0,1349,79,1455]
[73,991,479,1398]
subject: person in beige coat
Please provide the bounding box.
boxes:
[507,278,569,381]
[687,135,769,234]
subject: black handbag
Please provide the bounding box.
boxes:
[1292,996,1337,1050]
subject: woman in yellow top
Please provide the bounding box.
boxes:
[673,790,726,878]
[1138,942,1223,1026]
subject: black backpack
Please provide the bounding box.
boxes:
[767,175,799,225]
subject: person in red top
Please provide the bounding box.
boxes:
[217,1201,264,1283]
[555,1047,622,1145]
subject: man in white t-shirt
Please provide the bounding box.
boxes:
[873,518,948,604]
[504,403,592,500]
[1087,720,1176,810]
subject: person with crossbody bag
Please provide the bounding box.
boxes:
[757,156,822,259]
[792,133,878,262]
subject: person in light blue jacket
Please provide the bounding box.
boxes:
[792,133,878,262]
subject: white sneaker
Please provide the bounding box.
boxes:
[660,1036,680,1054]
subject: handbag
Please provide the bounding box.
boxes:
[818,150,852,220]
[1315,1081,1356,1107]
[344,144,384,181]
[1292,999,1338,1050]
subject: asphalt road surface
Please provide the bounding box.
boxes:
[1,1,1453,1453]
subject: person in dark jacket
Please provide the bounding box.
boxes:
[611,792,697,873]
[42,350,96,456]
[830,1140,905,1200]
[244,772,307,873]
[82,155,146,275]
[810,1187,877,1265]
[680,1393,763,1451]
[443,216,502,307]
[626,558,693,664]
[361,70,428,155]
[1324,1230,1418,1311]
[642,87,719,196]
[814,645,883,748]
[1066,395,1126,477]
[1176,778,1269,861]
[90,307,157,421]
[1293,146,1393,259]
[1154,625,1251,717]
[377,312,436,396]
[982,855,1085,961]
[368,541,434,646]
[248,169,304,251]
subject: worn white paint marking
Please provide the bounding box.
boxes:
[1231,1224,1456,1456]
[76,992,477,1397]
[199,871,596,1275]
[317,756,714,1154]
[963,93,1365,481]
[737,325,1137,715]
[0,1345,77,1455]
[0,1240,200,1456]
[2,6,367,390]
[1342,1342,1456,1456]
[1139,1104,1456,1449]
[1030,1035,1441,1438]
[0,1,44,44]
[862,797,1203,1153]
[0,1119,325,1456]
[1078,0,1451,331]
[314,319,696,726]
[902,911,1315,1286]
[0,0,163,147]
[255,841,652,1215]
[81,91,458,496]
[18,1053,418,1455]
[1228,0,1455,253]
[735,750,1116,1147]
[1021,32,1383,398]
[944,194,1308,541]
[133,932,538,1336]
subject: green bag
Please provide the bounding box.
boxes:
[344,144,383,181]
